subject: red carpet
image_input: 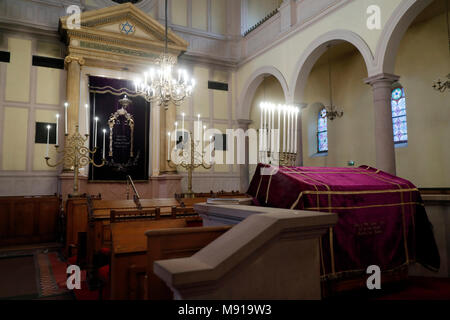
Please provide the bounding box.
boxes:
[26,249,450,300]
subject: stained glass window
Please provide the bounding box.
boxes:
[391,87,408,143]
[317,108,328,153]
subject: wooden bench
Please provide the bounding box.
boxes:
[144,225,232,300]
[109,217,204,300]
[0,195,60,247]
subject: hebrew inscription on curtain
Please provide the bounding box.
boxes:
[88,75,150,181]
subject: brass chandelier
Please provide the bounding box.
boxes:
[432,0,450,93]
[134,0,195,108]
[322,44,343,120]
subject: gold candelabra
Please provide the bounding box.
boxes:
[167,131,212,198]
[45,125,105,197]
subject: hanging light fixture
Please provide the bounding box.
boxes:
[322,44,343,120]
[134,0,195,108]
[432,0,450,93]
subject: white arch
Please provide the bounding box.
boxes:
[290,30,375,103]
[238,66,290,120]
[374,0,433,75]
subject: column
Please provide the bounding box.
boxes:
[237,119,253,193]
[64,56,84,136]
[152,104,161,177]
[365,73,399,175]
[159,104,167,173]
[295,103,307,166]
[165,102,177,174]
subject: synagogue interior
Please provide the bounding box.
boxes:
[0,0,449,301]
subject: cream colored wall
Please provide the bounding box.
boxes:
[393,12,450,187]
[5,38,31,102]
[211,0,227,35]
[237,0,401,106]
[192,0,208,31]
[0,34,64,195]
[301,50,376,169]
[247,0,282,28]
[299,12,449,187]
[172,0,188,27]
[2,107,28,171]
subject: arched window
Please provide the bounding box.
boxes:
[391,86,408,144]
[317,108,328,153]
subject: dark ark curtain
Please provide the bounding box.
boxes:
[88,75,150,181]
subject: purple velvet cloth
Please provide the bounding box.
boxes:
[247,164,440,279]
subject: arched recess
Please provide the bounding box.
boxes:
[374,0,434,75]
[238,66,290,120]
[290,30,375,103]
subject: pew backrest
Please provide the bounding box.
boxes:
[110,208,161,223]
[145,225,232,300]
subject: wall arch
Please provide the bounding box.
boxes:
[374,0,434,75]
[290,30,375,103]
[238,66,290,120]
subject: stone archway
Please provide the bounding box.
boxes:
[238,66,290,121]
[374,0,434,75]
[290,30,375,103]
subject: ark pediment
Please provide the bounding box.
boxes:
[59,3,188,69]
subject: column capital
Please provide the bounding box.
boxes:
[364,73,400,86]
[236,119,253,129]
[64,55,85,66]
[293,102,308,110]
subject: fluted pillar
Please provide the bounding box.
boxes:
[64,56,84,136]
[151,104,161,177]
[164,102,177,174]
[237,119,253,193]
[63,56,84,172]
[365,73,399,175]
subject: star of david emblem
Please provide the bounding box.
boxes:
[120,21,135,35]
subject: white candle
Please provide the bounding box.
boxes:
[46,125,50,157]
[181,113,185,144]
[283,107,286,152]
[175,122,178,147]
[167,132,171,161]
[271,105,275,152]
[55,114,59,146]
[259,104,263,152]
[277,105,281,153]
[64,102,68,135]
[286,108,290,153]
[203,125,207,150]
[261,104,265,152]
[102,129,106,159]
[85,104,89,136]
[294,108,299,153]
[197,114,201,141]
[291,107,294,153]
[94,117,99,148]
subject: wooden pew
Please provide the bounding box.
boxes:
[87,198,180,266]
[0,195,60,247]
[109,217,203,300]
[145,225,232,300]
